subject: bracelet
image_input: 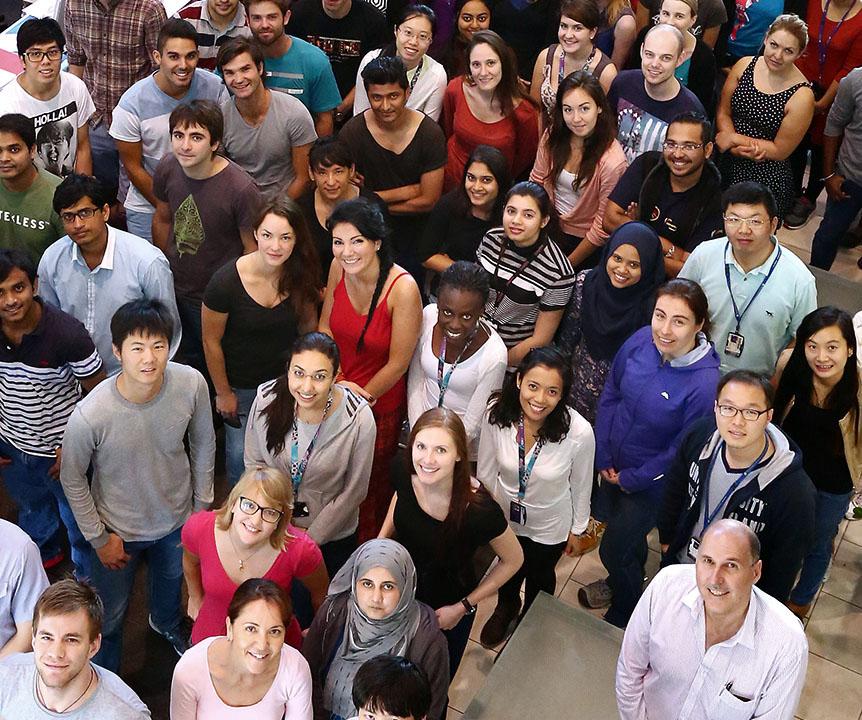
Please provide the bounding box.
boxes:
[665,244,675,259]
[821,172,837,182]
[460,597,476,615]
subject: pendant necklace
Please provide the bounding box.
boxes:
[227,525,265,570]
[36,665,95,713]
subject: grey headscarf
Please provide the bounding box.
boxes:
[323,539,422,720]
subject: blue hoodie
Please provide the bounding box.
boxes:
[594,326,720,495]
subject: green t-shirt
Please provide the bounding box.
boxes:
[0,167,65,262]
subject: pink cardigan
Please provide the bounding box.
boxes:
[530,134,627,247]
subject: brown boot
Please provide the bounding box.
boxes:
[570,518,606,556]
[479,597,521,648]
[785,600,810,620]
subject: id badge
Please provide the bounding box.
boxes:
[509,500,527,525]
[687,536,700,561]
[293,501,309,518]
[724,331,745,357]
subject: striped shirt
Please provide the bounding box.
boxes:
[175,0,252,71]
[0,301,102,456]
[477,227,575,348]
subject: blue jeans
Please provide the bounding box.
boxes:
[0,437,89,575]
[89,122,120,202]
[810,178,862,270]
[87,526,184,673]
[789,488,852,605]
[175,296,207,379]
[125,209,154,242]
[225,386,258,487]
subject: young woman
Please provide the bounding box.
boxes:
[584,279,719,627]
[245,333,377,576]
[379,408,523,672]
[170,579,313,719]
[182,466,328,647]
[202,198,319,486]
[301,539,450,720]
[530,0,617,128]
[476,181,575,367]
[529,71,627,268]
[319,198,423,540]
[419,145,511,295]
[716,14,815,217]
[353,5,448,121]
[407,262,508,459]
[477,346,595,646]
[594,0,636,69]
[441,30,540,191]
[437,0,492,79]
[774,307,861,618]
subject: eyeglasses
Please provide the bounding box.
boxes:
[238,496,283,523]
[723,215,767,229]
[662,140,703,152]
[716,404,770,421]
[397,26,432,44]
[59,207,100,224]
[23,48,62,62]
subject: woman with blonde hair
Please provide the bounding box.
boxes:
[594,0,636,69]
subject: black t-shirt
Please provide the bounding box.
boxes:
[491,0,558,80]
[393,471,508,609]
[289,0,390,97]
[417,190,494,265]
[202,260,299,388]
[782,400,853,495]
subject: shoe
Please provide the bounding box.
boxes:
[783,197,815,229]
[42,551,65,570]
[570,518,606,556]
[785,600,810,620]
[846,490,862,520]
[479,598,521,648]
[148,615,190,656]
[578,579,613,609]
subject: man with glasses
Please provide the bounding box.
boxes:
[0,19,94,178]
[656,370,815,602]
[678,181,816,375]
[61,299,215,672]
[604,112,724,276]
[37,174,181,375]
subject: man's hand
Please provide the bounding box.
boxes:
[825,174,849,202]
[96,533,130,570]
[624,202,639,221]
[48,448,62,480]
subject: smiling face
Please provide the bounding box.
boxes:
[367,82,409,126]
[763,29,803,72]
[154,37,199,95]
[288,348,336,412]
[221,50,264,100]
[503,193,549,247]
[0,267,36,326]
[605,242,642,288]
[714,380,773,455]
[331,221,381,275]
[464,161,499,211]
[395,15,433,66]
[518,365,564,425]
[113,331,169,389]
[658,0,696,32]
[231,484,282,546]
[651,293,703,360]
[208,0,240,21]
[640,29,681,86]
[724,201,778,264]
[311,161,355,201]
[458,0,490,40]
[437,286,484,344]
[59,196,110,254]
[696,526,761,621]
[469,42,502,92]
[561,86,600,139]
[558,14,595,56]
[0,131,35,182]
[412,425,460,486]
[227,598,286,674]
[21,41,62,91]
[248,0,288,46]
[663,121,710,178]
[804,325,853,387]
[33,610,100,690]
[355,566,401,620]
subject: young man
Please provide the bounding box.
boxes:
[176,0,252,71]
[0,113,64,262]
[617,520,808,719]
[38,174,182,375]
[657,371,816,602]
[350,655,432,720]
[339,56,446,281]
[604,111,724,276]
[0,18,94,178]
[60,299,215,672]
[0,579,150,717]
[152,100,261,374]
[217,37,317,200]
[679,181,817,375]
[246,0,342,136]
[0,249,104,573]
[110,19,229,241]
[607,24,704,164]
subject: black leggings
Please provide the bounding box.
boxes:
[498,535,567,614]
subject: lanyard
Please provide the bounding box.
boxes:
[436,329,477,406]
[408,56,424,92]
[516,414,544,500]
[702,438,769,533]
[490,235,545,314]
[817,0,854,83]
[723,241,781,333]
[289,393,333,495]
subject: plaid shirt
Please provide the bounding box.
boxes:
[64,0,166,126]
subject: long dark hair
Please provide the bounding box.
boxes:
[262,332,341,456]
[548,71,616,191]
[488,346,573,442]
[326,197,394,351]
[382,4,437,58]
[465,30,534,118]
[453,144,511,221]
[774,306,859,439]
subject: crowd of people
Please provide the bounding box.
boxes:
[0,0,861,716]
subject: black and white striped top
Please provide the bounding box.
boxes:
[477,228,576,348]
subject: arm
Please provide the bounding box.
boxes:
[240,227,257,255]
[615,578,655,720]
[513,104,541,179]
[406,330,427,429]
[461,339,507,446]
[182,550,204,620]
[610,14,638,71]
[421,68,447,122]
[188,374,216,511]
[566,424,596,542]
[313,111,334,138]
[441,80,457,137]
[594,343,628,471]
[378,493,398,539]
[75,123,93,175]
[635,1,650,30]
[656,429,700,549]
[115,140,158,207]
[68,64,85,79]
[506,308,565,366]
[152,199,172,253]
[201,303,238,420]
[0,622,33,658]
[701,26,719,49]
[317,260,341,338]
[141,257,183,360]
[286,143,312,199]
[79,370,106,393]
[169,657,200,720]
[375,183,422,205]
[821,133,848,201]
[63,1,86,73]
[737,87,815,162]
[581,153,628,252]
[756,486,815,602]
[529,52,546,111]
[386,167,445,215]
[297,562,329,614]
[715,60,746,150]
[603,198,636,234]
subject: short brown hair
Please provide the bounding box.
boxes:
[228,578,293,626]
[766,13,808,53]
[168,99,224,147]
[216,36,265,73]
[33,579,103,641]
[215,466,294,550]
[245,0,290,16]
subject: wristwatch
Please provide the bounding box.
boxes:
[460,597,476,615]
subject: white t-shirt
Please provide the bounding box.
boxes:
[0,72,95,177]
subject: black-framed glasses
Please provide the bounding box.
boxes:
[716,404,770,421]
[662,140,704,152]
[23,48,62,62]
[238,496,283,523]
[59,207,100,224]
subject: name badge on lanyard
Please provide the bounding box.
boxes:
[723,241,781,358]
[511,414,544,526]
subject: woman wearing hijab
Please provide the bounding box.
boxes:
[301,539,449,720]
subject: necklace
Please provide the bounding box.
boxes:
[35,665,95,713]
[227,525,266,570]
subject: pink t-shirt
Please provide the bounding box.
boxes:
[182,511,323,647]
[170,636,313,720]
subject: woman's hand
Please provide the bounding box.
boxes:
[337,380,376,406]
[435,603,466,631]
[600,468,620,485]
[215,390,238,419]
[187,594,202,621]
[714,129,739,152]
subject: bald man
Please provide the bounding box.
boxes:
[616,519,808,720]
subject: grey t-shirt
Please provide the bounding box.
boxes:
[826,67,862,183]
[221,92,317,199]
[0,521,49,648]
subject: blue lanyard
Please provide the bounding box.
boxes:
[517,415,544,500]
[818,0,854,84]
[702,438,769,533]
[436,329,477,407]
[723,241,782,333]
[289,393,332,495]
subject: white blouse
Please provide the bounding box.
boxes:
[352,49,447,121]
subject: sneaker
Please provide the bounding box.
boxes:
[148,615,190,657]
[783,197,815,230]
[569,518,606,556]
[479,598,521,648]
[846,490,862,520]
[578,579,613,609]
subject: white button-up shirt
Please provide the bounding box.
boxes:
[616,564,808,720]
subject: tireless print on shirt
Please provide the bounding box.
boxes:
[617,100,670,164]
[175,194,205,256]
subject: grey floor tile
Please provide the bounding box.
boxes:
[806,592,862,674]
[796,653,862,720]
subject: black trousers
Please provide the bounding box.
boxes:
[497,534,567,615]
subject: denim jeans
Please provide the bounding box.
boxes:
[810,178,862,270]
[87,526,184,673]
[225,386,258,488]
[89,122,121,203]
[789,488,852,605]
[175,296,207,379]
[125,209,154,242]
[0,436,89,575]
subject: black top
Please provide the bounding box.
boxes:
[491,0,558,80]
[393,471,508,609]
[418,190,494,264]
[782,399,853,495]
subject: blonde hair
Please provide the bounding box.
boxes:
[766,13,808,53]
[605,0,632,26]
[215,466,294,551]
